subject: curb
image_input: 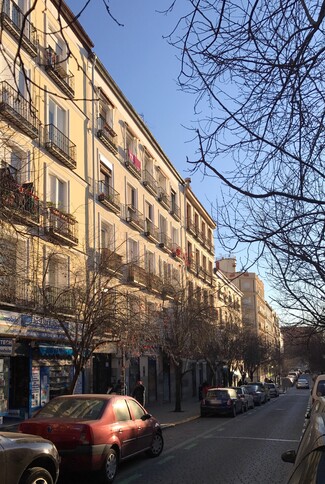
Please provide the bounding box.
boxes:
[161,414,200,429]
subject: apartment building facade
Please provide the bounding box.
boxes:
[0,0,219,416]
[216,257,281,380]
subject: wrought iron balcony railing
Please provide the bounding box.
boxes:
[158,232,172,252]
[42,285,75,314]
[144,219,160,243]
[0,81,40,139]
[1,0,37,57]
[157,188,170,210]
[44,124,77,170]
[127,263,147,286]
[100,248,123,275]
[142,169,158,195]
[125,205,145,232]
[125,150,141,179]
[0,175,40,226]
[170,200,181,220]
[97,117,118,155]
[45,206,78,246]
[45,47,75,98]
[98,181,120,213]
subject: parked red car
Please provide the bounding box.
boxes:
[19,394,164,483]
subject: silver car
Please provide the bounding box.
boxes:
[0,431,59,484]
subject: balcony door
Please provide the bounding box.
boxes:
[49,98,67,152]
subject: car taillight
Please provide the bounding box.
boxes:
[79,425,92,445]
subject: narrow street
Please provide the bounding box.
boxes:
[58,387,310,484]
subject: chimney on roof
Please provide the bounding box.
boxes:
[184,177,191,187]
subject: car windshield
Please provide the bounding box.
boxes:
[207,390,230,399]
[33,398,106,419]
[245,385,259,391]
[316,382,325,396]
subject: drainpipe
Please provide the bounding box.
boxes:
[91,53,97,261]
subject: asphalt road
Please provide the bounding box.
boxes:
[58,386,311,484]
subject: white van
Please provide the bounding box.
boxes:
[311,374,325,404]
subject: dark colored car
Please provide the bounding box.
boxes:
[0,431,60,484]
[264,382,280,397]
[19,394,163,483]
[282,412,325,483]
[200,387,244,417]
[243,384,267,405]
[231,386,254,411]
[252,382,270,401]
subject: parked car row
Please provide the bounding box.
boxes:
[16,394,164,483]
[200,382,279,417]
[282,395,325,483]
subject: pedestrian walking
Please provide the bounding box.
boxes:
[132,380,146,406]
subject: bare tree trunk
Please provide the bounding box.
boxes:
[174,363,183,412]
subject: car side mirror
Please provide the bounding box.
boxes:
[141,413,152,421]
[281,450,296,464]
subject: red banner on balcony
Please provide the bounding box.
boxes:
[128,150,141,170]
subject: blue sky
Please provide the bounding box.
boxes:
[65,1,220,226]
[64,1,277,302]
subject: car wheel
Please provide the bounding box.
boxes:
[102,448,118,483]
[146,432,164,457]
[246,402,249,412]
[21,467,53,484]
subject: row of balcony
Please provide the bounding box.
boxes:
[100,250,178,296]
[186,218,214,254]
[0,263,177,311]
[0,279,75,315]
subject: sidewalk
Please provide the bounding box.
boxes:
[0,396,201,433]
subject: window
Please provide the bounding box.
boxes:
[171,226,178,246]
[201,221,206,239]
[100,163,112,190]
[145,201,153,221]
[49,98,66,134]
[126,128,137,156]
[194,213,199,230]
[195,249,200,267]
[48,174,67,210]
[171,190,177,210]
[127,184,137,209]
[158,171,167,192]
[159,214,167,234]
[101,222,114,250]
[127,238,138,263]
[113,400,131,422]
[145,250,155,273]
[127,399,145,420]
[143,149,153,173]
[47,24,68,74]
[47,254,69,289]
[99,92,114,129]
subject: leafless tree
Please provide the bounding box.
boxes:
[158,283,216,412]
[166,0,325,326]
[36,248,130,394]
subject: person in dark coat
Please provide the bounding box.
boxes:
[132,380,145,406]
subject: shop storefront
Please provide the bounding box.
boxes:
[0,310,77,417]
